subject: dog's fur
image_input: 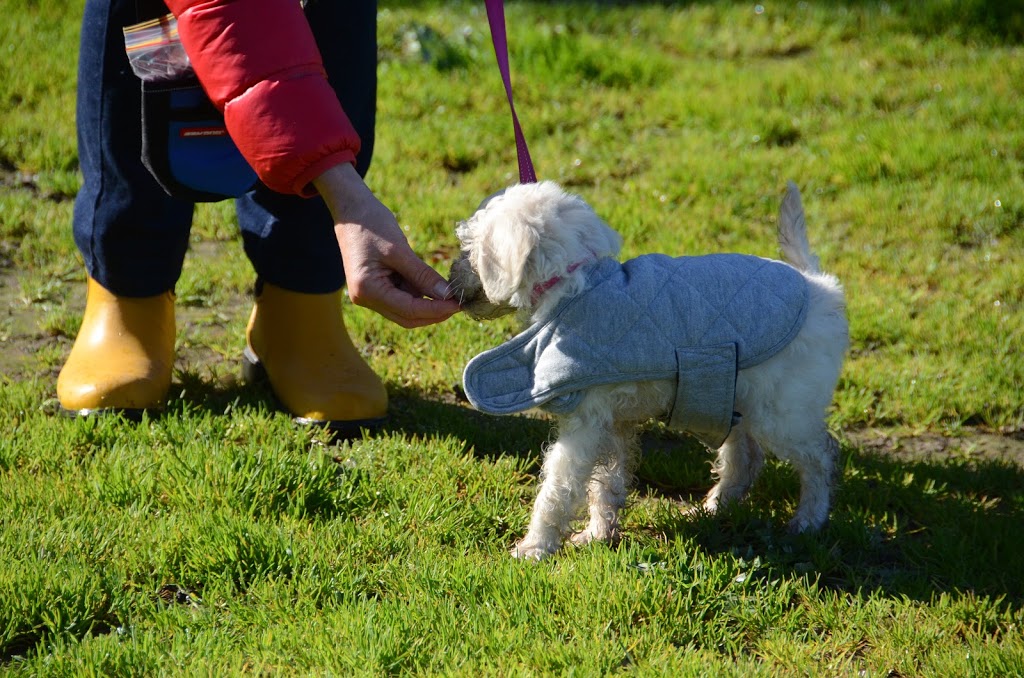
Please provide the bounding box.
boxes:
[449,181,849,560]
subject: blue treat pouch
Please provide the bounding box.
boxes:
[124,14,258,202]
[140,76,258,202]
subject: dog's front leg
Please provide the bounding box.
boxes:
[512,424,601,560]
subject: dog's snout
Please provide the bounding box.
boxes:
[447,255,515,320]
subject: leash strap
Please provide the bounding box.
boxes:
[484,0,537,183]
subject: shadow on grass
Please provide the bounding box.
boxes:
[648,440,1024,607]
[375,388,1024,606]
[173,379,1024,607]
[382,386,553,462]
[0,618,119,666]
[169,371,553,462]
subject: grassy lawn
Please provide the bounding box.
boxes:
[2,0,1023,674]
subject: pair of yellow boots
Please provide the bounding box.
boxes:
[57,278,388,432]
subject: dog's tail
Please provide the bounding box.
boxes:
[777,181,821,274]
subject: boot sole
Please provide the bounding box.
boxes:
[242,347,387,439]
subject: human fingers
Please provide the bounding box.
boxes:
[386,246,458,301]
[356,273,461,328]
[335,220,460,323]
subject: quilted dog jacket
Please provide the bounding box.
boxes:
[463,254,810,447]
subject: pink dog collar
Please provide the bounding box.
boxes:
[531,260,588,303]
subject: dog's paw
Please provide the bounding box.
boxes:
[684,501,716,519]
[786,513,828,534]
[569,525,619,548]
[510,539,558,561]
[569,530,596,547]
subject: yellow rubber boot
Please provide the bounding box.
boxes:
[57,277,175,415]
[243,282,388,435]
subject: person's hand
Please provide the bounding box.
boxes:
[313,164,460,328]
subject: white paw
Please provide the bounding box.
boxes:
[787,513,827,534]
[570,530,596,547]
[510,539,559,561]
[684,500,717,518]
[570,525,618,547]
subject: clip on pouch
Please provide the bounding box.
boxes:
[124,14,258,202]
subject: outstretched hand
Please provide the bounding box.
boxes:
[314,164,461,328]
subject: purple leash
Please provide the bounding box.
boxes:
[484,0,537,184]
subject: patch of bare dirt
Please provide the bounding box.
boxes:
[0,272,58,379]
[845,427,1024,468]
[0,261,254,383]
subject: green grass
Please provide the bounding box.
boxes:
[2,0,1023,674]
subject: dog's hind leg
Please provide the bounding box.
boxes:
[784,430,840,533]
[697,424,765,516]
[570,427,634,548]
[512,412,609,560]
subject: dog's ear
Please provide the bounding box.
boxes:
[556,197,623,260]
[579,211,622,260]
[475,209,539,305]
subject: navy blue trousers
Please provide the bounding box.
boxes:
[74,0,377,296]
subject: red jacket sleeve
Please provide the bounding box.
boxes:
[166,0,360,196]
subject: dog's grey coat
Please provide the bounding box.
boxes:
[463,254,810,447]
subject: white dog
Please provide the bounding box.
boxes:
[449,181,848,560]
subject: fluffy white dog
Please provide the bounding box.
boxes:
[449,181,848,560]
